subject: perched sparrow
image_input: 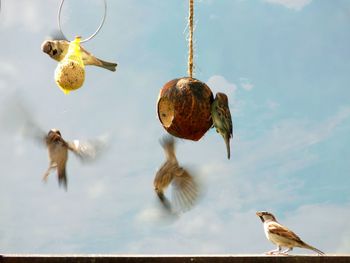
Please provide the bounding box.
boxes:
[256,211,325,255]
[43,129,107,190]
[154,135,200,213]
[211,92,233,159]
[41,39,117,72]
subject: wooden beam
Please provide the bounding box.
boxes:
[1,255,350,263]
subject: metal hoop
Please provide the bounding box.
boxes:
[58,0,107,43]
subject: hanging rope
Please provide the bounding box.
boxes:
[188,0,194,78]
[58,0,107,43]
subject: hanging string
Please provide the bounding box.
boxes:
[188,0,194,78]
[58,0,107,43]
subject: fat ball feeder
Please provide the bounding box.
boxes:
[44,0,116,94]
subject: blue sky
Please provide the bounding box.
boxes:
[0,0,349,255]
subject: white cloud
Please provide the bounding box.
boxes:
[284,204,350,253]
[0,0,349,255]
[240,78,254,91]
[338,233,350,254]
[133,203,350,254]
[86,180,106,199]
[0,0,55,32]
[263,0,312,11]
[132,106,350,254]
[0,61,17,92]
[266,99,279,110]
[241,82,254,91]
[0,62,17,77]
[207,75,237,99]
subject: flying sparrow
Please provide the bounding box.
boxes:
[154,135,200,213]
[211,92,233,159]
[0,96,107,190]
[43,129,107,190]
[256,211,325,255]
[41,39,117,72]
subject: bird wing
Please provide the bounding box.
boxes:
[154,161,175,191]
[219,101,233,136]
[79,45,117,71]
[0,95,46,145]
[160,135,177,162]
[67,135,108,162]
[171,166,200,212]
[268,222,303,243]
[212,100,233,137]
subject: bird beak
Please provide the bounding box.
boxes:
[41,40,51,53]
[256,211,265,222]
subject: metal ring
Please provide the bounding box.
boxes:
[58,0,107,43]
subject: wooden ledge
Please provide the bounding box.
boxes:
[1,255,350,263]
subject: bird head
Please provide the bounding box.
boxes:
[215,92,229,104]
[256,211,277,223]
[41,40,58,57]
[47,129,62,141]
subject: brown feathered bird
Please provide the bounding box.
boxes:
[256,211,325,255]
[211,92,233,159]
[0,97,107,190]
[41,39,117,72]
[154,136,200,213]
[44,129,106,190]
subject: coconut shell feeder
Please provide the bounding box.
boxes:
[157,0,214,141]
[157,0,233,159]
[158,77,213,141]
[157,0,215,141]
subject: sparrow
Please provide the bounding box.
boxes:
[41,39,117,72]
[154,135,200,213]
[0,96,107,190]
[43,129,107,190]
[256,211,325,255]
[211,92,233,159]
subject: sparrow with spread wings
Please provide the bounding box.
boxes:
[0,97,107,190]
[256,211,325,255]
[154,135,200,213]
[43,128,107,190]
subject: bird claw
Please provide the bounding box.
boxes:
[266,250,289,255]
[265,251,289,256]
[42,174,49,183]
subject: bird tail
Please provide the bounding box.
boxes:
[58,166,68,191]
[97,59,117,72]
[156,190,172,212]
[303,242,325,255]
[225,136,231,159]
[160,135,177,162]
